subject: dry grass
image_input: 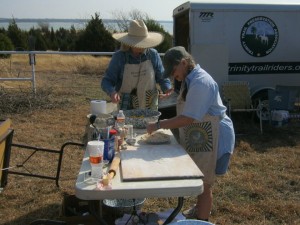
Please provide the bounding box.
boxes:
[0,55,299,225]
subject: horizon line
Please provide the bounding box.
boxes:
[0,18,173,22]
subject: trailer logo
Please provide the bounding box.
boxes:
[199,12,214,22]
[240,16,279,57]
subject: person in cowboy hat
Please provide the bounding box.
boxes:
[147,46,235,222]
[101,20,173,110]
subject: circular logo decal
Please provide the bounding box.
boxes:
[240,16,279,57]
[184,122,213,152]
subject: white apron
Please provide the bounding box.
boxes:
[119,59,158,110]
[177,81,219,185]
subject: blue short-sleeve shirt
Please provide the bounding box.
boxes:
[182,64,235,159]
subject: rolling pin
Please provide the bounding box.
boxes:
[108,153,121,179]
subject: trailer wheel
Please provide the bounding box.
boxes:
[252,91,270,121]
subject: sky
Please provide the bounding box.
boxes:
[0,0,187,21]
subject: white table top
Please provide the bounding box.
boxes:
[75,129,203,200]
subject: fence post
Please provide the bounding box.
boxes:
[29,52,36,94]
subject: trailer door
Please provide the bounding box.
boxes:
[174,5,229,86]
[174,7,190,50]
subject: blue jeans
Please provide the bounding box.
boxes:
[215,153,231,175]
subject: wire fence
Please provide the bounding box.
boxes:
[0,52,115,114]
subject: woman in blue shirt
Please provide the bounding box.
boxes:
[147,46,235,222]
[101,20,173,110]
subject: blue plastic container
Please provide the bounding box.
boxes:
[102,138,115,162]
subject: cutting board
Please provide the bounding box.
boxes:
[120,144,204,182]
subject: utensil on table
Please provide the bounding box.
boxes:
[89,114,100,140]
[89,114,97,124]
[108,153,121,179]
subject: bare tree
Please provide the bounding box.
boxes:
[111,9,151,32]
[109,9,172,52]
[38,21,50,32]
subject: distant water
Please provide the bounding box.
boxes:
[0,18,173,34]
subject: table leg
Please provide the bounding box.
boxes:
[88,200,108,225]
[163,197,184,224]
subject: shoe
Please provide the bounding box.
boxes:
[182,204,198,219]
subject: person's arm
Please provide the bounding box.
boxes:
[147,115,194,134]
[149,49,173,93]
[101,51,124,98]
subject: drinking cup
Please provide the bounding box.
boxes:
[125,124,134,139]
[87,141,104,181]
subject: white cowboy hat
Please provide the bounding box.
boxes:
[112,20,164,48]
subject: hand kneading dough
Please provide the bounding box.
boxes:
[141,130,170,144]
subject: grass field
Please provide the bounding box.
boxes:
[0,54,299,225]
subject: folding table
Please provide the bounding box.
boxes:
[75,129,204,225]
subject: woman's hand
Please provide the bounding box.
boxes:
[110,92,120,103]
[146,122,157,134]
[159,88,174,99]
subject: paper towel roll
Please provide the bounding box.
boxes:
[90,100,107,115]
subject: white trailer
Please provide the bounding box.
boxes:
[172,0,300,119]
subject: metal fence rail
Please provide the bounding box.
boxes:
[0,51,114,93]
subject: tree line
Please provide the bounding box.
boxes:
[0,12,172,58]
